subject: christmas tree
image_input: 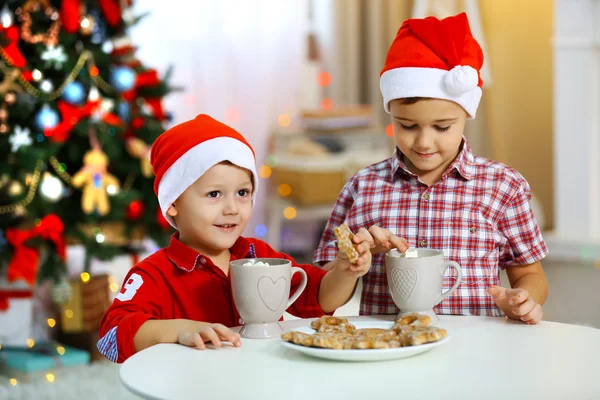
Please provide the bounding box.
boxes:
[0,0,174,288]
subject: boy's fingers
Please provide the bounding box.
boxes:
[213,325,240,344]
[389,235,408,252]
[513,298,536,317]
[356,228,375,247]
[356,242,370,254]
[369,226,391,246]
[200,328,222,347]
[520,305,543,324]
[507,288,529,305]
[487,286,507,300]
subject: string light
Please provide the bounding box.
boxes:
[80,272,90,283]
[110,283,119,293]
[255,224,268,237]
[265,155,278,167]
[96,233,106,243]
[46,373,55,383]
[10,378,17,386]
[32,69,42,81]
[80,17,90,29]
[106,185,118,195]
[64,309,74,319]
[258,165,272,179]
[278,184,292,197]
[283,207,297,220]
[40,79,53,93]
[56,346,65,355]
[1,5,12,28]
[47,318,56,328]
[277,114,291,127]
[386,124,394,137]
[320,98,334,111]
[318,72,332,87]
[26,338,35,348]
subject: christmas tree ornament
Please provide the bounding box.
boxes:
[110,66,136,93]
[126,200,144,220]
[18,0,60,47]
[41,45,67,69]
[34,104,60,131]
[51,278,73,304]
[117,101,130,122]
[126,137,152,177]
[71,148,120,216]
[40,172,63,202]
[62,81,85,105]
[9,126,32,152]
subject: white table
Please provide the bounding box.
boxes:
[120,315,600,400]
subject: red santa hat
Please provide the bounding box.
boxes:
[380,12,484,118]
[150,114,258,228]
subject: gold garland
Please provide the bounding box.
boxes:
[49,156,71,184]
[0,49,115,101]
[0,159,43,215]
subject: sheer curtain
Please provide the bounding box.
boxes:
[129,0,309,236]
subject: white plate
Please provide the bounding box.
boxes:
[280,321,450,362]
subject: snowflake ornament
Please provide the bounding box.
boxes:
[9,126,32,152]
[41,45,68,69]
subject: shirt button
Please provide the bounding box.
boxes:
[470,227,477,233]
[420,239,428,247]
[200,258,206,264]
[422,193,430,200]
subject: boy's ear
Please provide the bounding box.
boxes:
[166,203,178,218]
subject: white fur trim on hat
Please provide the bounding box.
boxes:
[158,136,258,228]
[380,66,482,118]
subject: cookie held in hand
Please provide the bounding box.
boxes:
[334,224,360,263]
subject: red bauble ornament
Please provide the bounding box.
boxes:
[126,200,144,220]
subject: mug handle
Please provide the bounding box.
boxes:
[287,267,308,308]
[437,261,463,303]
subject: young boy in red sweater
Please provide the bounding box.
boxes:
[98,114,372,362]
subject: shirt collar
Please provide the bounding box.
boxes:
[390,137,474,182]
[165,233,256,272]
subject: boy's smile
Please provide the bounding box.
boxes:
[389,98,468,186]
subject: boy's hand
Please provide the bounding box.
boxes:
[177,323,242,350]
[488,286,543,325]
[360,225,409,254]
[335,230,372,278]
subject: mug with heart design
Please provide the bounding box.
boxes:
[385,248,462,324]
[230,258,308,339]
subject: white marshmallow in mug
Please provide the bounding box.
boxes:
[242,260,271,267]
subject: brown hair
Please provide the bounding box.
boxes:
[395,97,430,105]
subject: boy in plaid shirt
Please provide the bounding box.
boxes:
[314,13,548,324]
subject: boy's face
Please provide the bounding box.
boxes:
[167,162,253,254]
[389,99,467,184]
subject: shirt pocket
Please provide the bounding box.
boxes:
[443,213,499,286]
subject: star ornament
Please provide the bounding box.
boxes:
[41,45,67,69]
[9,125,32,152]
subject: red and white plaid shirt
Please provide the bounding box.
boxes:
[314,139,548,317]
